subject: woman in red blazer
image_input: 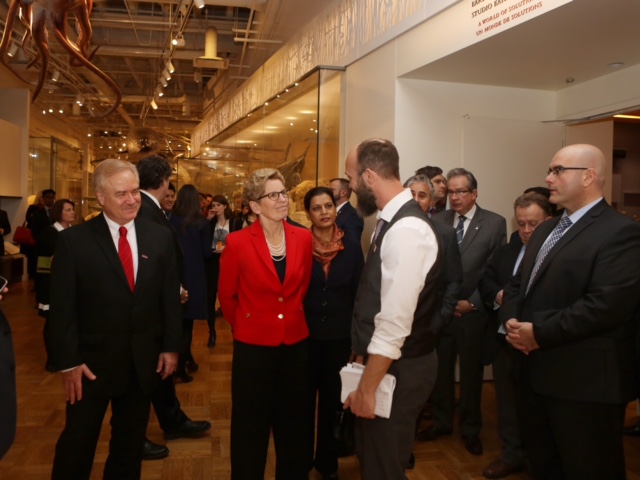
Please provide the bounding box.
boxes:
[219,168,313,480]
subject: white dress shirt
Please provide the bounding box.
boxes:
[367,189,439,360]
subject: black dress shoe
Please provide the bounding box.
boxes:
[406,452,415,470]
[462,434,483,456]
[142,439,169,460]
[174,371,194,384]
[622,424,640,437]
[207,333,217,348]
[164,419,212,440]
[416,425,452,442]
[185,360,199,373]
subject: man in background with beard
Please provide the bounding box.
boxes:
[343,139,442,479]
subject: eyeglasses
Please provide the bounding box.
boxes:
[547,166,589,176]
[257,189,288,201]
[447,189,471,197]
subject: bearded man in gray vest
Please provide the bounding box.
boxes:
[343,139,442,480]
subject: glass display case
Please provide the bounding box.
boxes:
[179,66,344,225]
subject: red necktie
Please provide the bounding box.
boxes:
[118,226,135,292]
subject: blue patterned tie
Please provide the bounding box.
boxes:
[456,215,466,244]
[526,215,573,295]
[372,218,386,244]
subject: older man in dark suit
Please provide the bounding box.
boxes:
[430,168,506,455]
[135,155,211,459]
[331,177,364,242]
[478,192,552,479]
[502,144,640,480]
[47,159,182,480]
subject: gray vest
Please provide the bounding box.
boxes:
[351,199,442,359]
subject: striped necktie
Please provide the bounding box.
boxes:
[526,215,572,295]
[456,215,466,244]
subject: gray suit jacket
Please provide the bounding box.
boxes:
[434,205,506,309]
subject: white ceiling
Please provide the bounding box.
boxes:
[404,0,640,92]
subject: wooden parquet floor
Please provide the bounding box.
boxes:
[1,281,639,479]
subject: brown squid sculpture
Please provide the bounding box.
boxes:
[0,0,121,117]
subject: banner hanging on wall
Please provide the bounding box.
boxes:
[470,0,572,39]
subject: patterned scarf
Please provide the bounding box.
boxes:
[312,224,345,279]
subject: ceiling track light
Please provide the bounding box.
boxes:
[160,76,168,88]
[194,70,202,83]
[156,86,164,97]
[163,68,172,82]
[193,0,205,9]
[7,42,18,57]
[75,94,85,106]
[166,60,175,73]
[150,98,158,110]
[172,34,185,47]
[51,69,60,82]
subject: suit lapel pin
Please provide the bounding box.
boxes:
[141,254,148,259]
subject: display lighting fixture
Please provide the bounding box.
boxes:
[194,70,202,83]
[150,98,158,110]
[156,86,164,97]
[193,0,205,9]
[172,34,186,47]
[7,42,18,57]
[166,60,175,73]
[160,76,168,88]
[75,94,85,106]
[162,68,172,82]
[52,70,61,82]
[58,105,64,114]
[48,107,54,113]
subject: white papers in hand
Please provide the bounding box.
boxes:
[339,362,396,419]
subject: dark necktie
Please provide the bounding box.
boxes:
[372,218,386,244]
[456,215,466,244]
[526,215,573,295]
[118,226,135,292]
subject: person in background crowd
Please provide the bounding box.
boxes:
[415,166,447,216]
[30,189,56,241]
[0,208,11,238]
[303,186,364,480]
[36,199,76,372]
[47,159,182,480]
[24,191,54,279]
[330,177,365,242]
[478,192,552,479]
[169,185,211,383]
[429,168,506,456]
[344,139,441,479]
[219,168,313,480]
[161,183,176,218]
[502,144,640,480]
[205,194,242,348]
[0,286,16,461]
[240,201,257,228]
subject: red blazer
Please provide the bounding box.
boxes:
[219,219,313,346]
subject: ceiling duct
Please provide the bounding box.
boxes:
[193,27,229,70]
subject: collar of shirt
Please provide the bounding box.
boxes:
[455,203,477,226]
[377,189,414,223]
[336,201,348,213]
[141,189,162,209]
[566,196,603,224]
[53,222,65,232]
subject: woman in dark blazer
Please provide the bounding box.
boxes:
[219,168,313,480]
[35,199,76,371]
[205,194,242,347]
[169,184,211,382]
[302,187,364,479]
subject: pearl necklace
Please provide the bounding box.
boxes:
[267,231,286,261]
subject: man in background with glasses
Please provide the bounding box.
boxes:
[501,144,640,479]
[427,168,506,456]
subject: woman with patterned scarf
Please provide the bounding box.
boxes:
[303,186,364,480]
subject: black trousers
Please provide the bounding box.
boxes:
[151,375,187,431]
[306,338,351,476]
[231,339,309,480]
[516,365,627,480]
[51,377,150,480]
